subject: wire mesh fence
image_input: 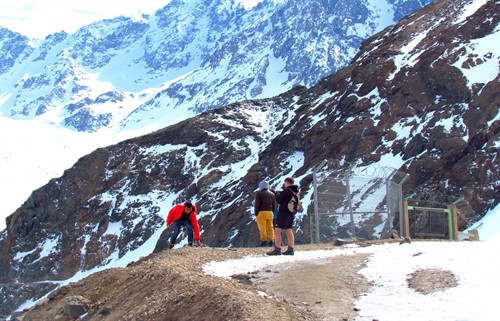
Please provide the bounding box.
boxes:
[409,208,450,239]
[312,161,408,242]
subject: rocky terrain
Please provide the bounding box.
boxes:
[14,241,459,321]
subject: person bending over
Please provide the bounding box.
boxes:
[166,201,201,248]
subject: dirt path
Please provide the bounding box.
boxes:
[247,253,372,320]
[17,242,459,321]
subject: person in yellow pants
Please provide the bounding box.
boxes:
[255,180,276,246]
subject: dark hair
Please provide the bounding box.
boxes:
[184,202,194,208]
[284,177,294,185]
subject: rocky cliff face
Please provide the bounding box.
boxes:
[0,0,498,317]
[0,0,432,133]
[0,27,33,74]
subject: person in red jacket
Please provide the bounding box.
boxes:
[166,202,201,249]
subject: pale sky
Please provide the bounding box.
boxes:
[0,0,266,39]
[0,0,172,38]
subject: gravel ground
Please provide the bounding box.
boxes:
[18,241,458,321]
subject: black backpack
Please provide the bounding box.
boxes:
[287,191,300,214]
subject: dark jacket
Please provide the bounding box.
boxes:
[254,189,276,215]
[276,185,299,214]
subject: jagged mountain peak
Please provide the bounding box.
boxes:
[1,0,432,133]
[117,0,435,132]
[0,27,34,73]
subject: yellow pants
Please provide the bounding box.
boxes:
[256,210,274,242]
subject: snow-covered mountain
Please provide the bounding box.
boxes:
[0,0,433,230]
[0,0,498,317]
[1,0,432,132]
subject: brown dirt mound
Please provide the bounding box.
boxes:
[17,241,458,321]
[407,268,459,295]
[17,244,369,321]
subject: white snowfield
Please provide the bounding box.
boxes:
[203,205,500,321]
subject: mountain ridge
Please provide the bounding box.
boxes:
[1,0,433,132]
[0,0,433,227]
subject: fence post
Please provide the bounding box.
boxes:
[382,170,396,238]
[312,160,327,243]
[313,170,319,243]
[402,199,410,238]
[346,165,356,238]
[448,204,458,240]
[397,174,409,238]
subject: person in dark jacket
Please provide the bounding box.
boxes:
[255,180,276,246]
[267,177,299,256]
[166,202,201,249]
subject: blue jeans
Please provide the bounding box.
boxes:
[169,220,194,245]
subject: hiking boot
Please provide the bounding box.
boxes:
[282,247,294,256]
[168,244,174,249]
[267,241,274,247]
[267,247,282,256]
[258,241,267,247]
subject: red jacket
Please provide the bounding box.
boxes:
[166,204,201,240]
